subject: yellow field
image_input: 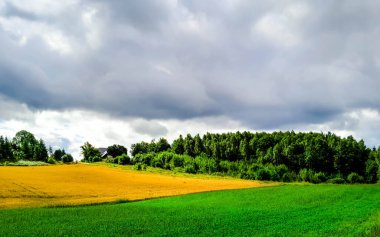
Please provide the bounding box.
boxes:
[0,164,271,208]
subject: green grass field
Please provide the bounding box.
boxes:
[0,184,379,237]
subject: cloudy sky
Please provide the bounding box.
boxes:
[1,0,380,158]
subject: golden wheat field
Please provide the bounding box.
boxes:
[0,164,270,208]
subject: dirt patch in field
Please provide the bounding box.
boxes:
[0,164,273,208]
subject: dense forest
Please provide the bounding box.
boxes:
[128,131,380,184]
[0,130,73,164]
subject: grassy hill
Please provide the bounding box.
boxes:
[0,184,379,236]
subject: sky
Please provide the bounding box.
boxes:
[1,0,380,158]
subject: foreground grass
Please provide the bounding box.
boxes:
[0,184,379,236]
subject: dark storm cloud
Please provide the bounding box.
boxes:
[1,0,380,129]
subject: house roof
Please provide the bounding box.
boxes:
[98,148,107,157]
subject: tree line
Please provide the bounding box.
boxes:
[3,130,379,183]
[126,131,379,184]
[0,130,73,164]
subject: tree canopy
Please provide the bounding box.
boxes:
[130,131,380,184]
[0,130,71,163]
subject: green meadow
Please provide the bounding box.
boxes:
[0,184,379,237]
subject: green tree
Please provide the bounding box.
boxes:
[33,139,48,161]
[80,142,101,162]
[53,149,66,161]
[155,138,171,153]
[107,144,127,158]
[184,134,195,157]
[172,135,184,154]
[12,130,38,160]
[131,142,149,157]
[193,134,204,156]
[0,136,14,161]
[62,154,74,163]
[239,139,250,161]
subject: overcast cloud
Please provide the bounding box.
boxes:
[1,0,380,158]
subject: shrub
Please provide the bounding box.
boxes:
[104,157,115,163]
[195,157,218,174]
[255,167,271,181]
[220,160,241,175]
[275,164,289,179]
[326,177,346,184]
[299,169,310,182]
[183,155,196,174]
[47,157,56,164]
[281,172,296,182]
[91,155,102,163]
[133,162,147,171]
[365,159,379,183]
[115,154,130,165]
[61,154,74,163]
[255,165,280,181]
[151,155,164,168]
[133,152,155,166]
[347,172,364,184]
[310,172,327,184]
[170,154,184,170]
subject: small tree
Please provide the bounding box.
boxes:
[131,142,149,157]
[53,149,66,161]
[62,154,74,163]
[347,172,364,184]
[115,154,130,165]
[81,142,101,162]
[155,138,171,153]
[107,144,127,158]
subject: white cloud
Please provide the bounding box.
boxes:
[154,65,173,76]
[1,0,380,155]
[42,31,73,54]
[253,3,309,48]
[82,6,102,49]
[0,100,247,160]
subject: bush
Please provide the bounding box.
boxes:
[133,152,155,166]
[365,159,379,183]
[326,177,346,184]
[61,154,74,163]
[115,154,130,165]
[255,167,271,181]
[91,155,102,163]
[254,165,280,181]
[170,154,184,169]
[183,155,196,174]
[195,155,217,174]
[281,172,296,182]
[151,155,164,168]
[310,172,327,184]
[104,157,115,163]
[133,162,147,171]
[299,169,310,182]
[275,164,289,179]
[220,160,241,175]
[347,172,364,184]
[47,157,56,164]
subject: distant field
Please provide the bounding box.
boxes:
[0,164,268,208]
[0,184,379,236]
